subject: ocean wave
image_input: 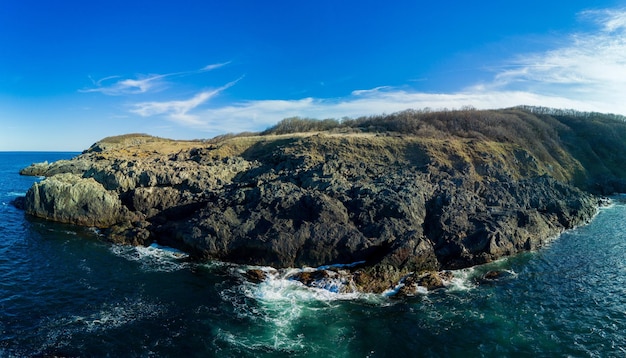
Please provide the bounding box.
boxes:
[444,258,522,292]
[216,264,391,356]
[218,278,326,354]
[382,280,430,297]
[109,243,190,272]
[236,265,382,302]
[214,327,308,355]
[218,278,308,354]
[65,299,164,332]
[445,267,480,292]
[34,297,164,355]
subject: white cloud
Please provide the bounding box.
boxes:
[581,8,626,32]
[350,86,392,96]
[487,8,626,107]
[130,91,216,126]
[170,8,626,135]
[189,88,603,134]
[130,78,241,127]
[121,8,626,137]
[81,62,230,96]
[81,74,166,95]
[202,61,231,71]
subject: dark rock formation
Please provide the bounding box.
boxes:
[394,271,453,297]
[288,269,356,293]
[25,173,128,227]
[17,124,602,293]
[478,270,516,283]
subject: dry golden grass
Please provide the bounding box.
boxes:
[87,131,583,185]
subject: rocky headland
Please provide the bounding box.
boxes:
[18,107,626,294]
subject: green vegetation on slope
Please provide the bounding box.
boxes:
[261,106,626,193]
[87,106,626,194]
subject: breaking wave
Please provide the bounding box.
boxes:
[8,297,166,357]
[214,265,389,355]
[109,243,190,272]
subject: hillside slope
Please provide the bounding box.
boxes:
[19,107,624,293]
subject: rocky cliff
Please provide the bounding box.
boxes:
[19,108,616,293]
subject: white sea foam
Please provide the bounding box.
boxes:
[67,299,163,332]
[256,273,358,302]
[214,327,307,355]
[109,243,189,272]
[37,297,164,353]
[143,243,189,258]
[88,227,103,236]
[218,278,308,353]
[216,264,387,354]
[444,257,523,292]
[446,267,480,292]
[236,265,375,302]
[382,281,429,297]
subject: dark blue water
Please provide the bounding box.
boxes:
[2,152,626,357]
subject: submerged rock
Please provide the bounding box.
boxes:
[10,196,25,210]
[244,269,270,284]
[478,270,517,284]
[288,269,356,293]
[394,271,453,297]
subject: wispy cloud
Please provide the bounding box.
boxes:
[201,62,231,71]
[582,8,626,32]
[485,8,626,106]
[82,74,166,95]
[189,88,596,134]
[121,8,626,137]
[81,62,231,96]
[130,78,241,126]
[200,7,626,134]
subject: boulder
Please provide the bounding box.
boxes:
[394,271,452,297]
[24,173,126,227]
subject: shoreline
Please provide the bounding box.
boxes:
[15,107,626,293]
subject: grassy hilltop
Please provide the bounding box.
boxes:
[92,106,626,194]
[256,106,626,193]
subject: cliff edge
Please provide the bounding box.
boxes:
[19,107,623,293]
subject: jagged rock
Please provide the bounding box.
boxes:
[19,159,91,177]
[16,130,601,293]
[478,270,516,284]
[10,196,25,210]
[24,173,127,227]
[19,161,50,176]
[289,270,333,286]
[394,271,452,297]
[288,269,356,293]
[244,269,269,283]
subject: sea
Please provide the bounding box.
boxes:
[1,152,626,357]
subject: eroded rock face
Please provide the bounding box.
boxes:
[18,133,600,293]
[423,175,597,269]
[24,173,126,227]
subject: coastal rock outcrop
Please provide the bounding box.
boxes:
[25,173,126,227]
[18,108,611,293]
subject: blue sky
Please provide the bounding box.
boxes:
[1,1,626,150]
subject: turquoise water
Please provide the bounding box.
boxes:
[1,152,626,357]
